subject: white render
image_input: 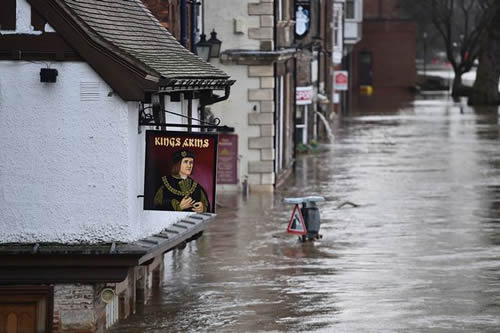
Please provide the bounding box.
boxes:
[204,1,260,51]
[344,0,363,44]
[209,59,260,190]
[0,60,192,243]
[0,0,42,35]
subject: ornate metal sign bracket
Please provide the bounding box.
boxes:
[138,105,234,133]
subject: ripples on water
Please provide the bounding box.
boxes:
[112,94,500,332]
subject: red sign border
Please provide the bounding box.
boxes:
[287,204,307,235]
[143,130,219,213]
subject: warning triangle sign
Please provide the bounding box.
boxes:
[287,204,307,235]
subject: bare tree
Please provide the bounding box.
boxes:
[468,2,500,105]
[399,0,492,97]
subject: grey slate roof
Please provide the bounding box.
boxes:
[63,0,229,81]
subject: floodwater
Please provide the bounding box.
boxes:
[111,92,500,332]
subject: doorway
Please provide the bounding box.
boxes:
[358,50,373,86]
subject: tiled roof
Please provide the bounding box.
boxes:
[63,0,229,81]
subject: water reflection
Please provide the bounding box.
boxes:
[112,93,500,332]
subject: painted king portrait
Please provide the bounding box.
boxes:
[144,131,218,213]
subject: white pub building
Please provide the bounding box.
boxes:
[0,0,233,331]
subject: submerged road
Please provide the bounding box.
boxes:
[112,93,500,332]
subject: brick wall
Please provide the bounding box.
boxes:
[364,0,402,19]
[53,284,101,333]
[296,50,312,86]
[353,20,417,88]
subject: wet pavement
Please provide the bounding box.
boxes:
[111,92,500,332]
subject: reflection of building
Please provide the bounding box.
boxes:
[352,0,416,91]
[0,0,232,330]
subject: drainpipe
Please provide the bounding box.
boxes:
[198,86,232,131]
[180,0,187,47]
[190,0,197,53]
[201,86,232,106]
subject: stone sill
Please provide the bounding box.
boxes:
[221,48,297,65]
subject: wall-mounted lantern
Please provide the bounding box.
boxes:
[195,33,212,62]
[208,29,222,58]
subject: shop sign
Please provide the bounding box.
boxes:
[333,50,342,64]
[333,93,340,104]
[144,130,218,213]
[295,0,311,38]
[296,86,313,105]
[334,71,349,91]
[217,134,238,184]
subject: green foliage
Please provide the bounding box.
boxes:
[296,141,322,154]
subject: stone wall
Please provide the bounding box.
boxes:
[247,0,275,191]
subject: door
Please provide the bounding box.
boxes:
[0,304,37,333]
[0,286,52,333]
[358,51,373,86]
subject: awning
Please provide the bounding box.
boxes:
[0,213,214,283]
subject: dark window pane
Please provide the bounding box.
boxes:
[0,0,16,30]
[346,0,355,19]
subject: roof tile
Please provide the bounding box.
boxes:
[63,0,229,80]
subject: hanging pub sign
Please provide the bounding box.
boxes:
[295,0,311,38]
[144,130,218,213]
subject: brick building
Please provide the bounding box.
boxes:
[352,0,417,91]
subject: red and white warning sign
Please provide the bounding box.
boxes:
[333,71,348,91]
[287,204,307,235]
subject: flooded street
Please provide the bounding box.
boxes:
[112,93,500,332]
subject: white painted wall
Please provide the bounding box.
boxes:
[204,0,260,51]
[0,61,190,243]
[208,60,260,188]
[0,0,42,35]
[163,95,201,132]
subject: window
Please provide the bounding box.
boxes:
[332,3,344,64]
[0,0,16,30]
[333,5,342,47]
[345,0,355,19]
